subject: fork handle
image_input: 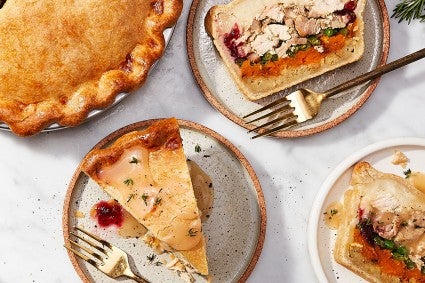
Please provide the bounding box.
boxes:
[324,47,425,98]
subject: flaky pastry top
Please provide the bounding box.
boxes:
[0,0,182,136]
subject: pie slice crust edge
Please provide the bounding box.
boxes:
[80,117,209,275]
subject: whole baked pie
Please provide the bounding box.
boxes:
[0,0,182,136]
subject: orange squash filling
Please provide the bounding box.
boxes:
[353,228,425,282]
[240,23,356,78]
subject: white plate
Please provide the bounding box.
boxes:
[187,0,390,138]
[308,137,425,282]
[63,119,266,283]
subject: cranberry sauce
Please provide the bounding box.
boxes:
[223,23,246,60]
[92,200,124,227]
[336,0,357,23]
[357,218,376,246]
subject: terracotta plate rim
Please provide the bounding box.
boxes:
[62,118,267,283]
[186,0,391,138]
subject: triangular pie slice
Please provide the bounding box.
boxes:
[0,0,182,136]
[81,118,208,275]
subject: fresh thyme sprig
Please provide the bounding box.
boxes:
[392,0,425,24]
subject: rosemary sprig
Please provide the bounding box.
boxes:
[392,0,425,24]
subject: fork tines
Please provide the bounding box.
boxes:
[244,96,297,139]
[64,226,109,268]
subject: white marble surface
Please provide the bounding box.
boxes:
[0,1,425,282]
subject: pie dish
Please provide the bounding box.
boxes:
[80,118,209,276]
[0,0,182,136]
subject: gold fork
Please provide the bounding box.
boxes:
[244,47,425,139]
[65,226,149,283]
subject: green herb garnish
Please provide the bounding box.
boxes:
[147,254,156,262]
[126,193,136,203]
[392,0,425,24]
[404,168,412,178]
[154,197,162,206]
[129,156,139,164]
[123,178,134,186]
[141,193,149,206]
[195,144,202,153]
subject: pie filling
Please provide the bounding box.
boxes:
[353,179,425,281]
[97,146,203,251]
[221,0,358,78]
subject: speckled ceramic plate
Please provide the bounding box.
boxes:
[63,118,266,283]
[0,28,174,133]
[307,137,425,282]
[187,0,390,138]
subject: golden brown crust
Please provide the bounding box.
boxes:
[82,118,182,176]
[81,118,209,275]
[0,0,183,136]
[205,0,365,101]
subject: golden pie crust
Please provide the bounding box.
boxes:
[81,118,209,275]
[0,0,182,136]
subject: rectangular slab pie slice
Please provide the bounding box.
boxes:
[205,0,365,100]
[81,118,209,276]
[334,162,425,282]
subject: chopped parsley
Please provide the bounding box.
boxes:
[195,144,202,153]
[129,156,139,164]
[154,197,162,206]
[147,254,156,262]
[126,193,136,203]
[141,193,149,206]
[403,168,412,178]
[323,208,339,220]
[123,178,134,186]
